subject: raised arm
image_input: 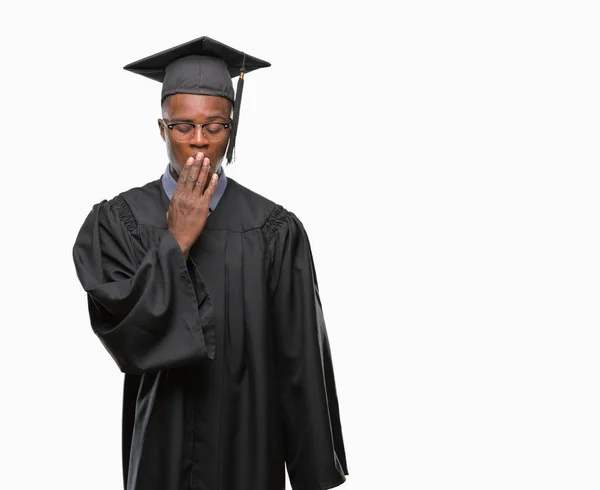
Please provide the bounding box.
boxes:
[72,154,218,374]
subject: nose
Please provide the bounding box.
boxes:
[191,124,209,147]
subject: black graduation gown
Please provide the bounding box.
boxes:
[72,175,348,490]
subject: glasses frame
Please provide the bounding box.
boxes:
[160,119,232,143]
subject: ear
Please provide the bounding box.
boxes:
[158,119,166,142]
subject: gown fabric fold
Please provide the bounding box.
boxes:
[72,176,348,490]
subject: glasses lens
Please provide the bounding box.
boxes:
[203,123,228,142]
[170,123,195,142]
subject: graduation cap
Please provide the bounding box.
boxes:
[123,36,270,164]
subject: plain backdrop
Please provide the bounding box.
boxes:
[1,1,599,489]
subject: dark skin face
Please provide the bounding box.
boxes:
[159,93,232,183]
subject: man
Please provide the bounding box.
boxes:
[72,36,348,490]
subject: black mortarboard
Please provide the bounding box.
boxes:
[123,36,270,164]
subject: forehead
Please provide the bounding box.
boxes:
[164,93,231,119]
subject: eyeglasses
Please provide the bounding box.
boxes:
[161,119,232,143]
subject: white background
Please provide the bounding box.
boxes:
[1,1,599,489]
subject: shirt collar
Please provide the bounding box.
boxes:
[161,163,228,214]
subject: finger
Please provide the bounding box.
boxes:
[202,173,219,200]
[193,157,211,195]
[176,157,194,193]
[184,153,204,192]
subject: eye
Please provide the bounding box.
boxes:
[172,123,194,135]
[204,123,226,135]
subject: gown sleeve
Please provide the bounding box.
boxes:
[72,196,215,374]
[267,206,349,490]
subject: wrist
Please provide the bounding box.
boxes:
[170,231,192,259]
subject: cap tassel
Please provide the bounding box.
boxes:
[226,55,246,164]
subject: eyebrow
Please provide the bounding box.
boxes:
[169,114,229,123]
